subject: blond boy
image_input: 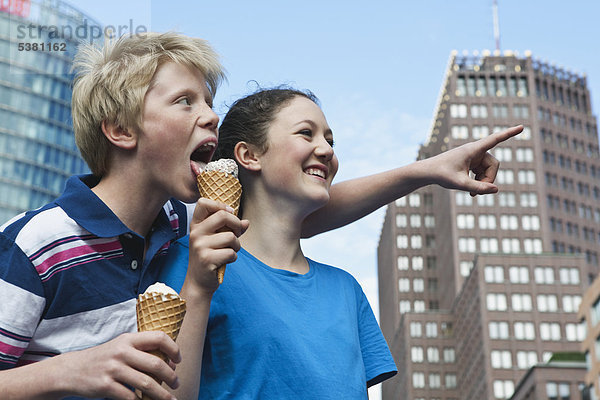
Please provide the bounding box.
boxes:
[0,32,246,400]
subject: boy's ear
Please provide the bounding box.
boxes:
[101,120,137,150]
[234,141,261,172]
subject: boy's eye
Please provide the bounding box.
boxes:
[177,97,191,106]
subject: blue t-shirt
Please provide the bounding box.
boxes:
[160,237,397,399]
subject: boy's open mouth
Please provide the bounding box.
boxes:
[191,142,216,167]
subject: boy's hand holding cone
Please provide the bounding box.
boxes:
[136,282,186,400]
[196,159,242,283]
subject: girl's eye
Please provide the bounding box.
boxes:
[327,138,335,147]
[299,129,312,137]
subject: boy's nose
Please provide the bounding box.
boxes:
[196,106,219,130]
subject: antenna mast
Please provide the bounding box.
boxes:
[493,0,501,52]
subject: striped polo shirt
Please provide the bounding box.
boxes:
[0,174,187,369]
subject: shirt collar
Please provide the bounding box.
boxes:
[55,174,173,239]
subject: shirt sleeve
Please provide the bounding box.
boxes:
[158,236,190,294]
[0,233,46,369]
[356,286,397,387]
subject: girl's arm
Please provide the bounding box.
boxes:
[301,125,522,238]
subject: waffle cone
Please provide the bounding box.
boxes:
[197,171,242,283]
[136,292,186,400]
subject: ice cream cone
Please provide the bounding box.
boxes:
[197,169,242,283]
[136,291,186,400]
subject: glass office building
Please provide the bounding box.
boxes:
[0,0,101,223]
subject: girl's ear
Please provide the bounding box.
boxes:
[234,141,261,172]
[101,120,137,150]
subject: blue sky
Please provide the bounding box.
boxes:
[73,1,600,395]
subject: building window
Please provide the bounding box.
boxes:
[509,266,529,283]
[471,104,488,118]
[484,266,504,283]
[477,195,495,206]
[480,238,499,253]
[540,322,561,341]
[493,104,509,118]
[450,104,468,118]
[534,267,555,284]
[546,382,571,400]
[489,321,510,339]
[445,374,457,389]
[427,347,440,363]
[451,125,469,139]
[516,148,534,162]
[516,351,537,369]
[491,350,512,369]
[396,235,408,249]
[410,235,422,249]
[460,261,474,277]
[459,237,477,253]
[411,346,424,362]
[494,147,512,161]
[523,238,542,254]
[395,214,407,227]
[514,322,535,340]
[502,238,520,253]
[429,373,441,389]
[479,214,497,229]
[559,268,580,285]
[487,293,508,311]
[457,214,475,229]
[427,256,437,270]
[473,125,490,139]
[399,300,411,314]
[511,294,533,312]
[412,256,424,270]
[517,170,536,185]
[410,322,422,337]
[399,278,410,292]
[498,192,516,207]
[520,192,538,207]
[395,197,406,207]
[444,348,456,363]
[565,323,586,341]
[414,300,426,313]
[497,170,514,184]
[513,104,529,118]
[455,192,473,206]
[413,279,424,293]
[424,215,435,227]
[397,256,409,270]
[537,295,558,312]
[500,215,519,230]
[413,372,425,388]
[562,295,582,313]
[408,194,420,207]
[410,214,421,227]
[493,380,514,399]
[426,322,438,337]
[521,215,540,230]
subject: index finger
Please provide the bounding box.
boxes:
[191,197,235,225]
[479,125,523,151]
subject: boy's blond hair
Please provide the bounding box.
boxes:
[71,32,225,177]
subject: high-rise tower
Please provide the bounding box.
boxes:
[378,50,598,399]
[0,0,101,223]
